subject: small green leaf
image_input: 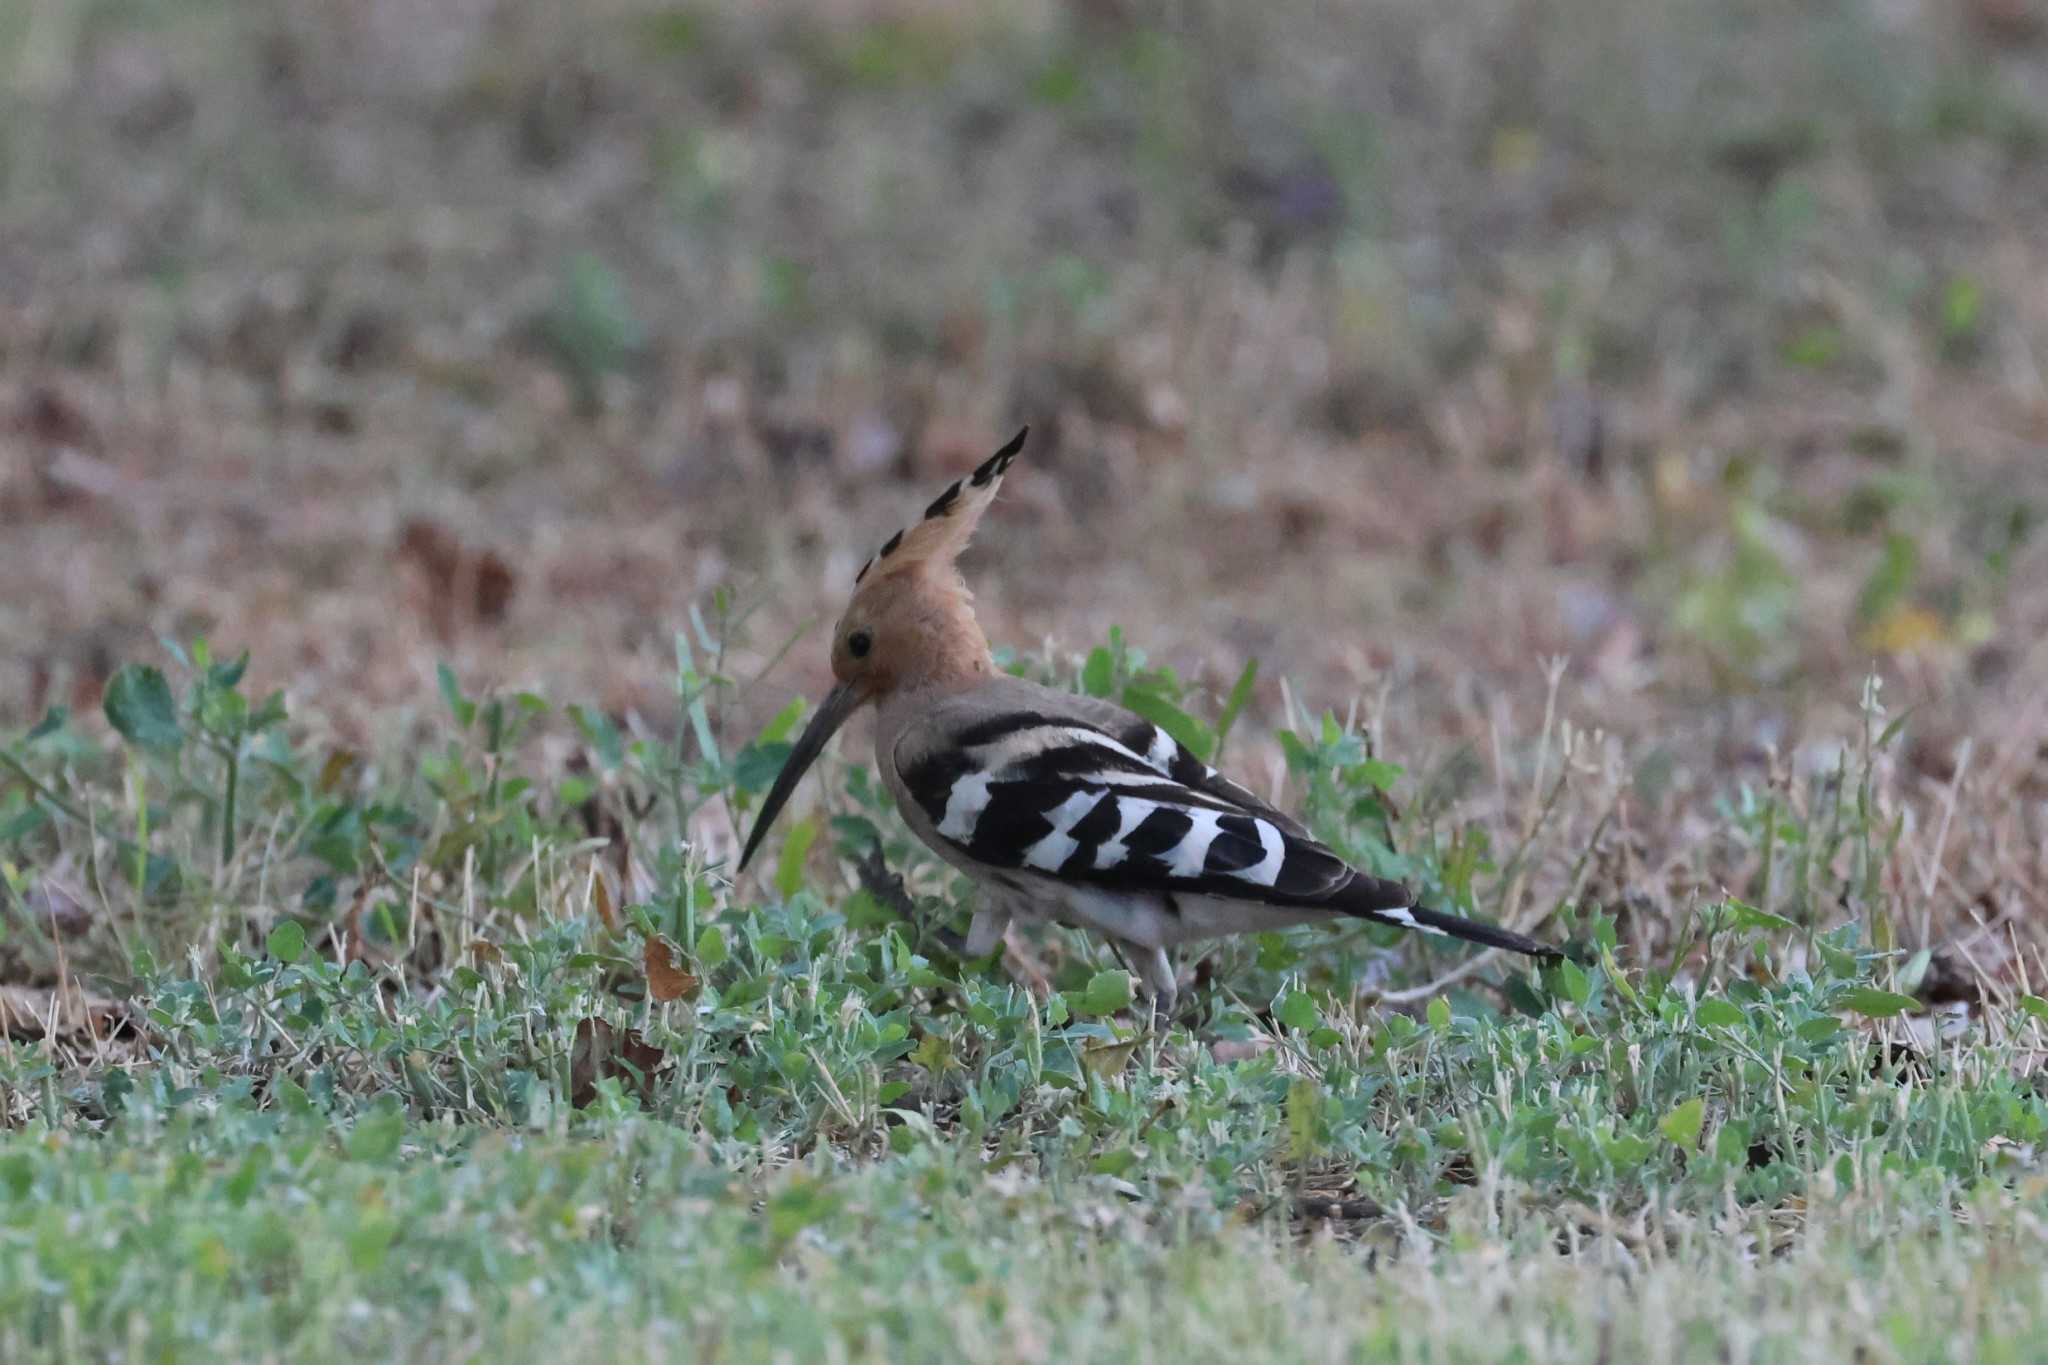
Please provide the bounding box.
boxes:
[1941,273,1983,339]
[696,925,727,970]
[567,704,625,769]
[733,741,793,795]
[1121,687,1213,763]
[248,691,288,732]
[1426,996,1452,1033]
[207,650,250,690]
[1275,989,1319,1032]
[1606,1132,1653,1169]
[1855,532,1920,628]
[1081,647,1116,698]
[773,818,818,899]
[1554,958,1591,1008]
[1660,1097,1706,1148]
[1598,946,1640,1009]
[1352,758,1404,793]
[103,665,182,752]
[1091,1146,1138,1176]
[346,1107,404,1164]
[757,697,807,745]
[909,1033,958,1075]
[1072,969,1135,1017]
[1276,730,1315,775]
[1839,987,1919,1018]
[266,920,306,964]
[25,706,67,742]
[1721,899,1797,934]
[1696,998,1746,1029]
[0,807,49,843]
[2017,995,2048,1024]
[436,664,476,729]
[1714,1119,1754,1165]
[1212,658,1259,760]
[1797,1016,1843,1044]
[1285,1076,1324,1162]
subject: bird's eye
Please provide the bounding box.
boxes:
[847,629,873,659]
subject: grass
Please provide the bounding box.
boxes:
[4,0,2048,1357]
[4,633,2048,1360]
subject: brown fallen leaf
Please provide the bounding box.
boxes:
[644,936,699,1003]
[316,748,364,795]
[569,1017,666,1107]
[12,384,101,516]
[395,517,519,638]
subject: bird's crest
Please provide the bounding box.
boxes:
[854,427,1027,587]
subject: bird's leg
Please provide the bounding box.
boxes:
[964,905,1011,960]
[1131,945,1178,1034]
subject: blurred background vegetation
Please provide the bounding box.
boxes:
[1,0,2044,950]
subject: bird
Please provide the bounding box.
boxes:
[738,427,1559,1020]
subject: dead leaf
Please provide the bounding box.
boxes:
[591,864,618,932]
[569,1016,666,1107]
[472,549,515,624]
[644,936,698,1003]
[1082,1037,1140,1079]
[396,518,519,638]
[316,748,363,795]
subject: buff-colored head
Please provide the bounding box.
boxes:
[740,428,1027,870]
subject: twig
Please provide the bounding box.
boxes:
[1524,656,1569,839]
[1918,737,1973,945]
[855,847,967,958]
[1492,768,1571,928]
[0,750,87,826]
[1295,1195,1387,1221]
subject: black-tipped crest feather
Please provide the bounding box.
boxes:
[856,426,1030,584]
[971,425,1029,486]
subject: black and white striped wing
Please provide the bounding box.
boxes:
[1094,713,1315,843]
[898,712,1358,906]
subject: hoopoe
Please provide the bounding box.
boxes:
[739,428,1559,1018]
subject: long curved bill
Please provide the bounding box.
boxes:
[738,681,863,872]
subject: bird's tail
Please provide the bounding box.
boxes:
[1338,876,1560,959]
